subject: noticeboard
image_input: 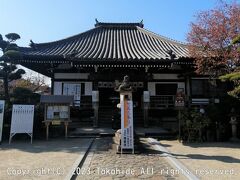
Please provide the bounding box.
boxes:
[47,105,69,120]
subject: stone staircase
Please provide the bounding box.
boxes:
[69,106,145,128]
[98,107,114,127]
[69,108,94,129]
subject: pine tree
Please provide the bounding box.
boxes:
[220,35,240,97]
[0,33,25,103]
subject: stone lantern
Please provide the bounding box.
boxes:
[229,108,239,142]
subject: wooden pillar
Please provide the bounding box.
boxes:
[92,91,99,128]
[143,91,150,128]
[143,73,151,128]
[64,121,69,139]
[51,78,54,95]
[92,102,99,127]
[186,76,191,107]
[45,122,50,140]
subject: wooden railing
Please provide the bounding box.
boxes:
[150,95,175,109]
[73,95,176,109]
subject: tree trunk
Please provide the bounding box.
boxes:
[3,75,10,104]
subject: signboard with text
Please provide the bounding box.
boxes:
[0,100,5,143]
[121,97,134,149]
[9,105,34,144]
[175,88,185,108]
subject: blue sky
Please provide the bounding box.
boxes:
[1,0,238,47]
[1,0,238,84]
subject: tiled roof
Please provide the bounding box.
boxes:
[20,21,189,61]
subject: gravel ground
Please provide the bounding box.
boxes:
[76,137,185,180]
[0,138,92,180]
[159,140,240,180]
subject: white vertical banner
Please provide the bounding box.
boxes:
[0,100,5,143]
[121,97,134,149]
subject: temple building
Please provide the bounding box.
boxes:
[17,21,226,130]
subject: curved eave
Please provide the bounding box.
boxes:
[19,54,193,65]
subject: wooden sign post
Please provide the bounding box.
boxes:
[175,88,185,142]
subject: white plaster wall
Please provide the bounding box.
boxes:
[53,82,62,95]
[53,81,92,95]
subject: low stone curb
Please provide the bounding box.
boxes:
[64,138,95,180]
[147,138,199,180]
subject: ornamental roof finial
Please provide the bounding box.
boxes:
[29,39,37,50]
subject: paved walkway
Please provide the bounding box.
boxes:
[69,127,169,137]
[159,140,240,180]
[76,137,185,180]
[0,138,92,180]
[2,137,237,180]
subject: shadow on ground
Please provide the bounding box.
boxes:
[173,153,240,163]
[150,139,240,164]
[181,141,240,149]
[0,138,93,154]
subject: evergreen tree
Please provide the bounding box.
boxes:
[220,35,240,97]
[0,33,25,103]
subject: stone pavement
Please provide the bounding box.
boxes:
[76,137,185,180]
[0,138,93,180]
[3,137,236,180]
[69,127,169,137]
[159,140,240,180]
